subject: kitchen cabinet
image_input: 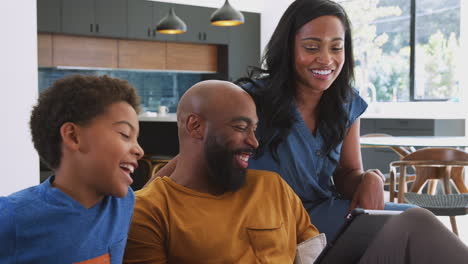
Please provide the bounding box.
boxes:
[61,0,127,38]
[227,12,261,81]
[38,33,218,72]
[118,40,167,70]
[139,121,179,157]
[127,0,176,41]
[175,4,228,45]
[53,34,119,68]
[37,0,61,33]
[38,34,53,66]
[166,43,218,72]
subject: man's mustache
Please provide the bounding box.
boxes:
[233,148,256,156]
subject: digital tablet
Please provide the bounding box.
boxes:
[314,209,402,264]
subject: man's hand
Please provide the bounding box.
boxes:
[348,170,385,212]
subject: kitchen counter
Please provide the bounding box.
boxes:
[139,113,177,122]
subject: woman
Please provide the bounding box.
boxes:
[237,0,414,240]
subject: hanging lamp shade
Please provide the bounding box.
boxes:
[210,0,244,26]
[156,7,187,34]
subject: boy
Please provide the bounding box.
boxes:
[0,75,144,263]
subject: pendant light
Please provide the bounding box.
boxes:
[156,7,187,34]
[210,0,244,26]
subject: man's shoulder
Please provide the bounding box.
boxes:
[246,169,288,188]
[134,177,171,205]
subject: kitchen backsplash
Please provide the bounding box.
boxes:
[39,68,208,113]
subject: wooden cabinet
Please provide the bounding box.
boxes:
[227,12,261,81]
[61,0,127,38]
[37,0,61,33]
[118,40,166,70]
[167,43,218,72]
[37,34,53,66]
[175,4,228,45]
[53,35,119,68]
[127,0,176,41]
[38,33,217,72]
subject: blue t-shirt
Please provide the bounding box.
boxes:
[0,176,135,264]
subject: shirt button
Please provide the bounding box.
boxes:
[316,150,321,156]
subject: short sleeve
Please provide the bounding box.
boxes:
[347,89,368,126]
[279,177,320,244]
[0,198,16,263]
[123,194,167,264]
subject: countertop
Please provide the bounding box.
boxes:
[139,113,177,122]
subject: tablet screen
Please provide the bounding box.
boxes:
[314,209,402,264]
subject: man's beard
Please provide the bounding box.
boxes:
[204,135,252,193]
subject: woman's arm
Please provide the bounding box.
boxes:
[332,119,385,211]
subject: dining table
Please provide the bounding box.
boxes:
[360,136,468,149]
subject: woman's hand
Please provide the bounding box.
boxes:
[349,170,385,212]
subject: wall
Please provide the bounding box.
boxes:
[0,0,40,195]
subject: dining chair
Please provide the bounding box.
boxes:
[144,155,173,178]
[389,147,468,235]
[361,133,416,196]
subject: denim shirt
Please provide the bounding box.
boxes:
[248,90,367,211]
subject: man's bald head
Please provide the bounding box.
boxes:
[177,80,255,140]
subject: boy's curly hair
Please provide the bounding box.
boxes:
[30,74,140,170]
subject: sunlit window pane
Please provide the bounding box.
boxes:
[339,0,462,102]
[414,0,461,101]
[340,0,410,102]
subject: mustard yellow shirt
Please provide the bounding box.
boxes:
[124,169,319,264]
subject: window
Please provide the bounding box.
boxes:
[338,0,462,102]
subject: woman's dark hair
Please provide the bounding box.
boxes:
[30,74,141,170]
[237,0,355,162]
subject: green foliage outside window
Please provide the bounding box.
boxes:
[339,0,461,102]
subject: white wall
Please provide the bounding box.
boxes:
[0,1,40,195]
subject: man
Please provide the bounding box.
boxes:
[123,80,321,263]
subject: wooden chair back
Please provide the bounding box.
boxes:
[402,147,468,162]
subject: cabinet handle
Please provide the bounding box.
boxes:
[96,24,99,33]
[90,24,93,32]
[148,28,151,37]
[198,32,202,40]
[203,32,207,40]
[153,28,156,37]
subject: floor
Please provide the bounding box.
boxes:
[437,215,468,244]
